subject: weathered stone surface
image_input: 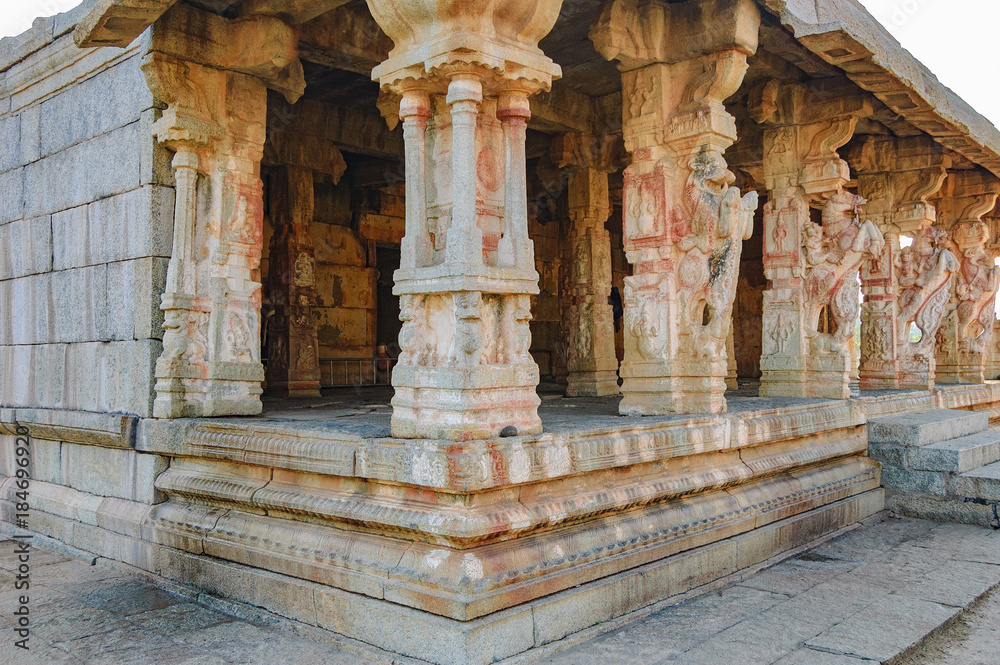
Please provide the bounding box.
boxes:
[0,407,137,449]
[0,168,24,223]
[907,430,1000,473]
[0,114,20,173]
[51,264,109,343]
[0,215,51,280]
[953,461,1000,501]
[18,104,41,167]
[890,492,1000,529]
[804,594,958,663]
[52,185,173,270]
[882,468,947,497]
[23,121,140,218]
[868,409,988,446]
[0,340,160,416]
[62,444,167,504]
[39,54,152,158]
[0,273,50,345]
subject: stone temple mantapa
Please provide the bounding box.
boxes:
[4,0,1000,663]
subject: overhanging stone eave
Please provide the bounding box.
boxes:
[761,0,1000,179]
[73,0,180,49]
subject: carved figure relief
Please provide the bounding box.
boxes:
[802,191,885,355]
[293,253,315,287]
[454,292,485,366]
[895,226,957,355]
[225,312,253,362]
[953,221,1000,354]
[766,312,792,355]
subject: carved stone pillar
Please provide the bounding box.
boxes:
[262,127,347,397]
[366,0,563,440]
[590,0,761,415]
[551,133,620,397]
[987,319,1000,380]
[750,79,883,399]
[266,166,321,396]
[933,171,1000,383]
[726,326,738,390]
[142,5,306,417]
[850,136,954,390]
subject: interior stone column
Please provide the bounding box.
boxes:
[590,0,761,415]
[265,166,321,397]
[141,5,306,417]
[850,136,954,389]
[366,0,563,440]
[749,79,884,399]
[262,131,347,397]
[932,171,1000,383]
[551,133,620,397]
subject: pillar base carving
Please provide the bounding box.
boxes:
[620,360,728,415]
[391,288,540,441]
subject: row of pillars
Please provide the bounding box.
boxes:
[145,0,1000,444]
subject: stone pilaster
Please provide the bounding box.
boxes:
[750,79,883,399]
[932,170,1000,383]
[590,0,761,415]
[141,4,306,417]
[551,133,620,397]
[367,0,563,440]
[849,136,954,389]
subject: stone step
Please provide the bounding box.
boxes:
[868,409,988,447]
[954,461,1000,501]
[907,430,1000,473]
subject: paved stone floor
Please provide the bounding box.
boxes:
[1,515,998,664]
[249,382,921,440]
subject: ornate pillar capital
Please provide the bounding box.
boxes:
[367,0,563,97]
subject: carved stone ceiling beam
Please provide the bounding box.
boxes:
[297,3,391,76]
[268,94,403,158]
[238,0,351,24]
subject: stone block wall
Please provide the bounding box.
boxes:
[0,11,170,417]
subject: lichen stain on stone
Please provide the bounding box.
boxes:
[461,553,484,581]
[331,274,344,308]
[317,323,341,344]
